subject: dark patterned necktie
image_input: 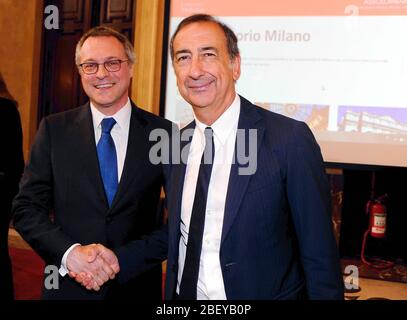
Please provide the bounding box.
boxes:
[179,127,215,299]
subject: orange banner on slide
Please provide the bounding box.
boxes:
[171,0,407,17]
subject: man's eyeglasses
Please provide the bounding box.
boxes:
[78,59,129,75]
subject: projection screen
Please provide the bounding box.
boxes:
[164,0,407,167]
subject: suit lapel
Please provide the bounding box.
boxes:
[168,121,195,247]
[221,97,265,244]
[72,104,108,208]
[110,104,149,210]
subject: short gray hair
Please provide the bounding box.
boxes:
[170,14,239,61]
[75,26,135,65]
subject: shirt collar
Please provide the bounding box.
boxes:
[90,98,132,131]
[194,94,240,146]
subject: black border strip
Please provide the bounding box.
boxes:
[325,162,407,171]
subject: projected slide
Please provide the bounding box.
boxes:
[164,0,407,167]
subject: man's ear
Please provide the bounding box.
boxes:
[129,62,134,78]
[232,54,241,81]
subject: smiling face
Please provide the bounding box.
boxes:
[172,21,241,124]
[78,36,133,115]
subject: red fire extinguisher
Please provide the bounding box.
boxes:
[360,194,394,269]
[367,199,386,239]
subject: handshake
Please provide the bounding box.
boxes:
[66,243,119,291]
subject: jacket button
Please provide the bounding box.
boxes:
[106,216,112,223]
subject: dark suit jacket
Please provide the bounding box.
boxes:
[12,101,173,300]
[0,99,24,300]
[117,96,344,300]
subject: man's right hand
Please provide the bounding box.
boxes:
[66,243,120,291]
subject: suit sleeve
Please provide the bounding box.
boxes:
[12,118,74,266]
[116,154,173,283]
[285,122,344,299]
[115,223,168,284]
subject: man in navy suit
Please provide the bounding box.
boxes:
[78,14,344,300]
[162,14,343,300]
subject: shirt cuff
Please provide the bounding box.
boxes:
[59,243,81,276]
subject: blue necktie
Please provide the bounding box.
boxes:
[97,118,118,207]
[179,127,215,300]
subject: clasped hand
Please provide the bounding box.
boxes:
[66,243,119,291]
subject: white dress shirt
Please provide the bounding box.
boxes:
[89,100,131,182]
[59,99,131,276]
[177,94,241,299]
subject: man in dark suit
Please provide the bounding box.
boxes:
[163,14,343,300]
[12,26,172,300]
[0,73,24,300]
[77,14,344,299]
